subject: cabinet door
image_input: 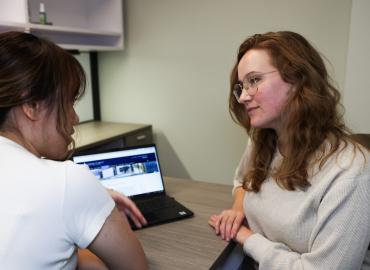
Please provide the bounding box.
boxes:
[125,128,154,147]
[0,0,124,51]
[27,0,123,50]
[0,0,28,32]
[0,0,27,23]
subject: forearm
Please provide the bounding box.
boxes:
[77,249,108,270]
[89,208,148,270]
[232,186,245,211]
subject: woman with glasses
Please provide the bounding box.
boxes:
[0,31,147,269]
[208,31,370,269]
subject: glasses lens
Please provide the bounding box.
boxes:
[248,85,258,95]
[233,84,242,100]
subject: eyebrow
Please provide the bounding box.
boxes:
[240,71,260,81]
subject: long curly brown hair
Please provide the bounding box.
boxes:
[229,31,355,192]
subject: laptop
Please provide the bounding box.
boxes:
[72,144,194,229]
[209,241,258,270]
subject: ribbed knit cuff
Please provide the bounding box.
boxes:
[243,233,272,262]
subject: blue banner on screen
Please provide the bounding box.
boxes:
[73,146,164,197]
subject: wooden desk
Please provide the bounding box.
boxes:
[73,121,153,152]
[135,177,232,270]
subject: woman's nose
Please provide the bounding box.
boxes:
[238,88,253,103]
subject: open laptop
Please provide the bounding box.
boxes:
[72,144,193,229]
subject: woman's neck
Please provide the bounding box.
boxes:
[276,136,288,157]
[0,129,41,157]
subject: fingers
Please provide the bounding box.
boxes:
[121,198,147,227]
[108,190,147,228]
[219,214,229,240]
[230,213,244,239]
[214,213,222,235]
[208,215,219,228]
[213,211,230,238]
[210,209,245,241]
[124,209,142,229]
[224,215,234,241]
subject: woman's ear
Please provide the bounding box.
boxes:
[21,102,42,121]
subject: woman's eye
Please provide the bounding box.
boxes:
[249,76,260,85]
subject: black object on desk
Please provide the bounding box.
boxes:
[209,241,258,270]
[72,144,193,229]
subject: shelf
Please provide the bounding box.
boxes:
[28,23,122,37]
[59,43,123,52]
[0,20,26,31]
[0,0,124,51]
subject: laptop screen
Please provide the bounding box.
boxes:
[72,145,165,197]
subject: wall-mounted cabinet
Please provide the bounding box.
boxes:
[0,0,123,51]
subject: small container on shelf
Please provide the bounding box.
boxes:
[39,2,47,25]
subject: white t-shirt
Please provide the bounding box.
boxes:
[0,136,115,270]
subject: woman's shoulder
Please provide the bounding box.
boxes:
[309,140,369,201]
[43,159,93,179]
[44,159,109,203]
[321,140,370,179]
[337,140,369,167]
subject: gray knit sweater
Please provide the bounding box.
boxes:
[234,141,370,270]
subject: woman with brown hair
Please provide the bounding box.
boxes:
[209,31,370,269]
[0,31,147,269]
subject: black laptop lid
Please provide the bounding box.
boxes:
[210,241,258,270]
[72,144,166,199]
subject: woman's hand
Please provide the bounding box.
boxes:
[209,214,253,245]
[208,207,245,241]
[107,189,147,228]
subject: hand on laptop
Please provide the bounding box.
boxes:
[107,189,148,229]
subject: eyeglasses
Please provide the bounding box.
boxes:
[233,70,277,102]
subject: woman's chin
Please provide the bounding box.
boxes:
[249,119,263,129]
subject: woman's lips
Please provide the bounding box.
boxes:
[247,106,258,114]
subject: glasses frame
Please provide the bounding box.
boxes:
[233,70,277,103]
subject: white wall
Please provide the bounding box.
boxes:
[74,52,94,122]
[98,0,352,184]
[344,0,370,133]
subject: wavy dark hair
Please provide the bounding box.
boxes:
[229,31,356,192]
[0,31,85,157]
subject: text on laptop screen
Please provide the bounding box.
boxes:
[73,146,164,197]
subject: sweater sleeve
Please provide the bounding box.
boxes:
[243,160,370,270]
[232,139,252,195]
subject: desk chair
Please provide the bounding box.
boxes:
[350,133,370,251]
[351,133,370,150]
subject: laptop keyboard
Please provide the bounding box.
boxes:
[136,197,176,213]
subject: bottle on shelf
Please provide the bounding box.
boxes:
[39,3,47,25]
